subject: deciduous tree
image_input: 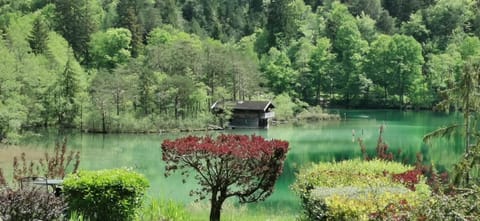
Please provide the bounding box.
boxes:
[424,0,475,49]
[0,39,26,143]
[161,134,289,221]
[366,34,423,107]
[389,34,424,108]
[89,28,131,70]
[365,34,393,103]
[229,44,263,101]
[307,37,335,104]
[261,47,298,96]
[333,19,368,105]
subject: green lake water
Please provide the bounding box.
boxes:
[0,110,464,215]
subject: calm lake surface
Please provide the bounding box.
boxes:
[0,110,464,214]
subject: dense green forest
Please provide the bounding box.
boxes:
[1,0,480,142]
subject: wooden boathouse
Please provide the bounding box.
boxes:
[211,100,275,129]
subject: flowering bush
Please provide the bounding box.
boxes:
[293,159,431,221]
[161,134,289,221]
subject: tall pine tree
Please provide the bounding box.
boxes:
[155,0,180,27]
[54,0,101,63]
[116,0,143,57]
[266,0,298,49]
[27,15,49,54]
[54,58,80,128]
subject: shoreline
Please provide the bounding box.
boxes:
[22,107,451,137]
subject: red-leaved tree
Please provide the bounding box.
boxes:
[161,134,289,221]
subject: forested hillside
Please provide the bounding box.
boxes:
[1,0,479,142]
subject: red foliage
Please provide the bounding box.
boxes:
[161,134,289,221]
[392,169,423,191]
[359,126,451,193]
[162,134,288,160]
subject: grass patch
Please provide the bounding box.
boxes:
[186,201,297,221]
[135,199,297,221]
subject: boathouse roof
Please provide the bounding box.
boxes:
[211,101,275,112]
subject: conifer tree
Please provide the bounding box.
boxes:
[54,0,100,63]
[54,58,80,128]
[425,38,480,186]
[155,0,180,27]
[266,0,298,49]
[116,0,143,57]
[27,16,49,54]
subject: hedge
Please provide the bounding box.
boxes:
[63,168,149,221]
[292,159,431,221]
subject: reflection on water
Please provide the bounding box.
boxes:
[0,110,463,214]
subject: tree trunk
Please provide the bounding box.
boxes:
[384,85,387,104]
[465,97,471,185]
[209,191,225,221]
[210,200,221,221]
[44,113,48,128]
[174,96,179,120]
[80,104,83,131]
[399,69,404,110]
[400,87,404,110]
[233,75,237,101]
[102,109,106,133]
[116,93,120,116]
[210,78,215,102]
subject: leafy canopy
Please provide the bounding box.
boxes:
[161,134,289,221]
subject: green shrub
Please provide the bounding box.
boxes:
[63,168,149,221]
[293,159,431,221]
[295,106,340,122]
[273,93,308,121]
